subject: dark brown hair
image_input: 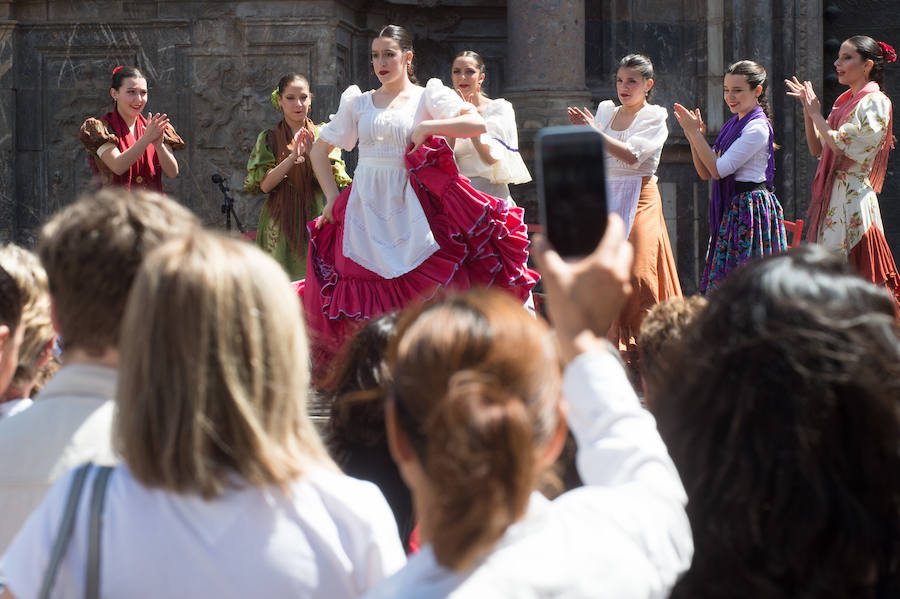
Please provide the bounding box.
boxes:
[726,60,774,122]
[377,24,418,85]
[37,189,199,355]
[110,66,146,92]
[277,73,310,96]
[654,245,900,598]
[389,289,561,570]
[845,35,890,87]
[455,50,485,73]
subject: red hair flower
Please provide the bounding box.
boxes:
[877,41,897,63]
[112,65,124,75]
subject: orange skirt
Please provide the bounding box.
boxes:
[608,178,682,363]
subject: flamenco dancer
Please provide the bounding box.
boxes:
[304,25,537,376]
[786,36,900,303]
[79,66,182,191]
[448,51,532,205]
[567,54,682,367]
[675,60,787,293]
[244,73,351,279]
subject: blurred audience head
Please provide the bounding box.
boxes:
[638,295,708,406]
[654,244,900,598]
[0,263,23,399]
[387,289,565,570]
[0,245,55,401]
[115,231,333,499]
[325,312,399,463]
[37,189,198,358]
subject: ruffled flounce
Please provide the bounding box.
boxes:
[302,136,538,370]
[849,224,900,307]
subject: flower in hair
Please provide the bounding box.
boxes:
[878,41,897,63]
[112,65,124,75]
[270,88,280,110]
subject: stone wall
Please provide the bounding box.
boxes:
[3,1,893,294]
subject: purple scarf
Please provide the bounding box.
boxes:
[710,106,775,234]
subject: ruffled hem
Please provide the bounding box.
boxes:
[849,224,900,306]
[302,136,538,370]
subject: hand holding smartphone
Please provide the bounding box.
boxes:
[535,126,609,257]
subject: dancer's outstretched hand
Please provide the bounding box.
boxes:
[567,106,595,127]
[532,214,633,362]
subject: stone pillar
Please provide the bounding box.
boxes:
[504,0,591,214]
[0,18,14,243]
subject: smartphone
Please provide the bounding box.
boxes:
[535,126,608,257]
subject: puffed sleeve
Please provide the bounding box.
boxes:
[626,105,669,164]
[243,130,276,193]
[481,99,532,185]
[828,93,892,167]
[317,85,362,152]
[423,78,473,120]
[79,117,119,155]
[313,124,352,188]
[592,100,618,129]
[163,123,185,151]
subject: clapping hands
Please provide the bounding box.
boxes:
[290,128,315,164]
[673,103,706,136]
[143,113,170,145]
[567,106,596,127]
[785,76,822,116]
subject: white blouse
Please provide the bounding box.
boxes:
[318,79,470,279]
[454,98,531,185]
[714,119,771,183]
[593,100,668,179]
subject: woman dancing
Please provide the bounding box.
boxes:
[305,25,537,374]
[675,60,787,293]
[79,65,182,191]
[567,54,682,366]
[786,36,899,302]
[244,74,351,280]
[448,51,531,204]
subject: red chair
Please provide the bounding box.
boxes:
[783,218,804,249]
[240,230,258,242]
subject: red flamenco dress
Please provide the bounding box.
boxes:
[300,81,537,375]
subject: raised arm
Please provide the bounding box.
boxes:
[674,104,717,179]
[100,113,169,176]
[785,77,824,157]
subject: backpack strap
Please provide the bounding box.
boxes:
[84,466,113,599]
[38,463,92,599]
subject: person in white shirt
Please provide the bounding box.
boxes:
[448,50,532,205]
[0,190,200,554]
[568,53,682,371]
[364,215,692,599]
[1,230,406,599]
[0,245,55,421]
[674,59,787,293]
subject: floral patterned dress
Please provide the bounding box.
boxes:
[818,92,892,258]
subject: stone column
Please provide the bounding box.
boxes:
[0,16,15,243]
[504,0,592,214]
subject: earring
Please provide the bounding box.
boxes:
[407,63,413,76]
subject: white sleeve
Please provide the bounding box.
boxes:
[592,99,617,129]
[96,142,116,158]
[346,480,407,594]
[715,120,769,178]
[317,85,363,152]
[564,349,687,498]
[625,106,669,164]
[482,99,532,185]
[422,78,471,120]
[0,468,82,599]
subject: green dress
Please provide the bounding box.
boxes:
[244,125,351,280]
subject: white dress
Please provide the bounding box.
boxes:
[453,98,531,202]
[318,79,470,279]
[593,100,668,237]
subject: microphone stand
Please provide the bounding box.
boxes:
[212,174,245,233]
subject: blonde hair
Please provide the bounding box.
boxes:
[0,245,53,389]
[37,189,199,355]
[115,231,334,498]
[390,289,562,570]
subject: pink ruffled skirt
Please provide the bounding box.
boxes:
[300,137,538,375]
